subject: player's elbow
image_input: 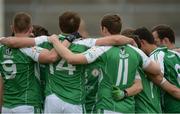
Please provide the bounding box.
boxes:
[48,54,58,63]
[135,80,143,93]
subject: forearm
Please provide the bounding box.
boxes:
[160,80,180,99]
[53,40,88,64]
[0,37,35,48]
[96,35,134,46]
[125,79,142,97]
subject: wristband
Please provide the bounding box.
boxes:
[35,36,48,46]
[160,77,167,85]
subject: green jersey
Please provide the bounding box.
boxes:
[163,49,180,113]
[0,46,42,108]
[84,62,103,113]
[135,68,161,113]
[83,45,151,113]
[40,34,88,104]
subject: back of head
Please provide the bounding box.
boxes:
[59,11,81,34]
[13,12,32,33]
[121,28,141,48]
[121,28,135,36]
[134,27,155,44]
[32,25,50,37]
[101,14,122,34]
[152,24,175,44]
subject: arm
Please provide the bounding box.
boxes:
[125,76,142,97]
[73,35,135,48]
[0,36,48,48]
[20,47,59,64]
[144,61,180,99]
[112,72,143,101]
[49,36,111,64]
[0,76,3,113]
[38,48,59,64]
[50,37,87,64]
[95,35,135,46]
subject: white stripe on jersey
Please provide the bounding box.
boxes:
[20,47,43,62]
[73,38,97,48]
[83,46,112,63]
[128,44,151,69]
[150,50,165,75]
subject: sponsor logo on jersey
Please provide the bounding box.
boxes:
[92,68,100,77]
[4,48,13,59]
[119,48,129,59]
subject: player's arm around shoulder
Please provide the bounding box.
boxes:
[20,46,59,64]
[0,35,49,48]
[49,35,88,64]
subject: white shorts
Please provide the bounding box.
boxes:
[2,105,35,114]
[44,94,83,114]
[97,109,123,114]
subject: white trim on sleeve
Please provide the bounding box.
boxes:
[83,46,111,63]
[20,47,43,62]
[73,38,97,48]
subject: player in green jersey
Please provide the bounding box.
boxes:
[151,24,180,53]
[121,29,162,113]
[134,27,180,113]
[0,12,58,114]
[83,14,143,113]
[0,12,136,114]
[49,34,162,113]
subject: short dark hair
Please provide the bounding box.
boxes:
[134,27,155,44]
[121,28,141,48]
[59,11,81,34]
[152,25,175,43]
[101,14,122,34]
[13,12,32,33]
[32,25,50,37]
[121,28,135,36]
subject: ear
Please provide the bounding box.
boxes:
[10,25,15,33]
[163,37,170,44]
[140,39,146,45]
[103,27,109,34]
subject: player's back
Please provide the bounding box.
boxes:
[41,35,89,105]
[135,68,161,113]
[96,44,149,113]
[0,45,42,108]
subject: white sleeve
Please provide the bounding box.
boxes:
[83,46,111,63]
[128,45,151,69]
[35,35,48,46]
[150,51,165,74]
[20,46,44,62]
[73,38,97,48]
[135,70,141,80]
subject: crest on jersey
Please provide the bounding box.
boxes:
[119,48,129,59]
[5,48,12,55]
[92,68,100,77]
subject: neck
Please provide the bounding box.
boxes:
[146,44,157,55]
[14,33,30,37]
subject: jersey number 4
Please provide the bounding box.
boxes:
[50,59,76,75]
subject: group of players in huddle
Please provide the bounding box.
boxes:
[0,11,179,114]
